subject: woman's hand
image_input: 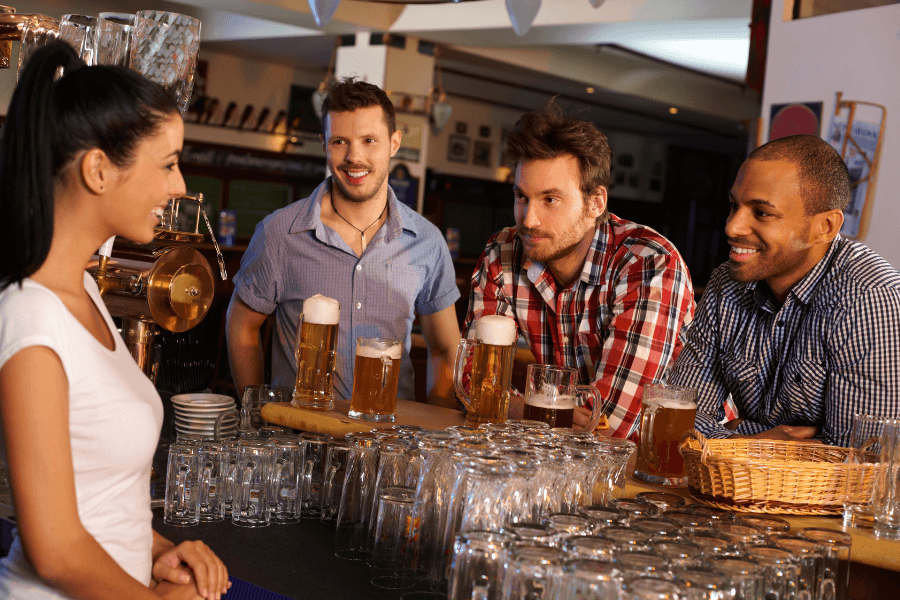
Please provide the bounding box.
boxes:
[155,580,206,600]
[152,540,229,600]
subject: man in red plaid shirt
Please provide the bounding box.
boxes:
[462,104,695,440]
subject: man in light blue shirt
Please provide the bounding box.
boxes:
[226,79,461,405]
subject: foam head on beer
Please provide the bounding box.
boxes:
[357,341,402,360]
[645,397,696,410]
[303,294,340,325]
[475,315,517,346]
[528,383,576,409]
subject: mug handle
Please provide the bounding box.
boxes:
[641,404,662,471]
[575,384,604,433]
[380,354,392,392]
[215,408,239,440]
[452,339,477,414]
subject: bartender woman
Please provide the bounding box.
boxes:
[0,43,229,599]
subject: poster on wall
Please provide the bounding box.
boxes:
[395,119,423,162]
[389,164,419,210]
[768,102,822,141]
[826,114,880,239]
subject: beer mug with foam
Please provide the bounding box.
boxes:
[634,383,697,486]
[523,364,604,431]
[348,337,402,422]
[453,315,517,426]
[292,294,340,411]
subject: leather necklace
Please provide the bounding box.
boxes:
[332,197,387,252]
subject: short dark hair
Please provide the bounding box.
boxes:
[320,77,396,137]
[505,102,612,221]
[748,134,851,214]
[0,41,178,287]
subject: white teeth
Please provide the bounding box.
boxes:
[731,246,758,255]
[347,171,369,178]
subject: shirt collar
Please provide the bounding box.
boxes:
[743,235,844,308]
[289,177,416,242]
[522,217,612,289]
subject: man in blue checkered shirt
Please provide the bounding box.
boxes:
[668,135,900,447]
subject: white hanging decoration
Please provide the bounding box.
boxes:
[431,101,453,135]
[506,0,541,36]
[312,85,329,119]
[309,0,341,27]
[588,0,606,8]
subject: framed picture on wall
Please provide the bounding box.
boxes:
[473,140,492,166]
[448,135,470,163]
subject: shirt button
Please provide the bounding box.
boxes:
[356,302,362,309]
[777,321,784,327]
[356,265,362,271]
[562,336,569,344]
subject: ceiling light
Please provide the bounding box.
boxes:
[669,107,678,115]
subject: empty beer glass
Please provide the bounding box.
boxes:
[292,294,340,411]
[454,315,518,426]
[448,531,511,600]
[523,364,605,431]
[95,13,136,67]
[232,440,272,527]
[634,383,698,486]
[164,441,200,526]
[349,337,402,422]
[269,436,303,523]
[59,15,98,65]
[196,439,225,522]
[130,10,201,116]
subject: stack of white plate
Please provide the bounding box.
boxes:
[171,393,238,438]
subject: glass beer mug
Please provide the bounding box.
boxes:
[453,315,517,426]
[633,383,697,486]
[523,364,604,431]
[348,337,402,422]
[292,294,340,411]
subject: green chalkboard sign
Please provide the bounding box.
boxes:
[227,179,293,236]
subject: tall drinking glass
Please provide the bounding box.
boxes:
[634,383,698,486]
[448,531,511,600]
[59,15,98,65]
[874,418,900,540]
[130,10,201,116]
[349,337,402,422]
[95,13,135,67]
[454,315,517,426]
[16,15,60,80]
[292,294,340,410]
[500,545,564,600]
[843,413,888,529]
[523,364,604,431]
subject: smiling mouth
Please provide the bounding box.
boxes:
[343,168,370,184]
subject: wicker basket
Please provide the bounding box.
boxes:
[678,430,878,515]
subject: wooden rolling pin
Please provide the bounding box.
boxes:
[261,399,465,437]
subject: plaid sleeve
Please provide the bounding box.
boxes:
[593,252,695,440]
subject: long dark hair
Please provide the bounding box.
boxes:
[0,42,178,288]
